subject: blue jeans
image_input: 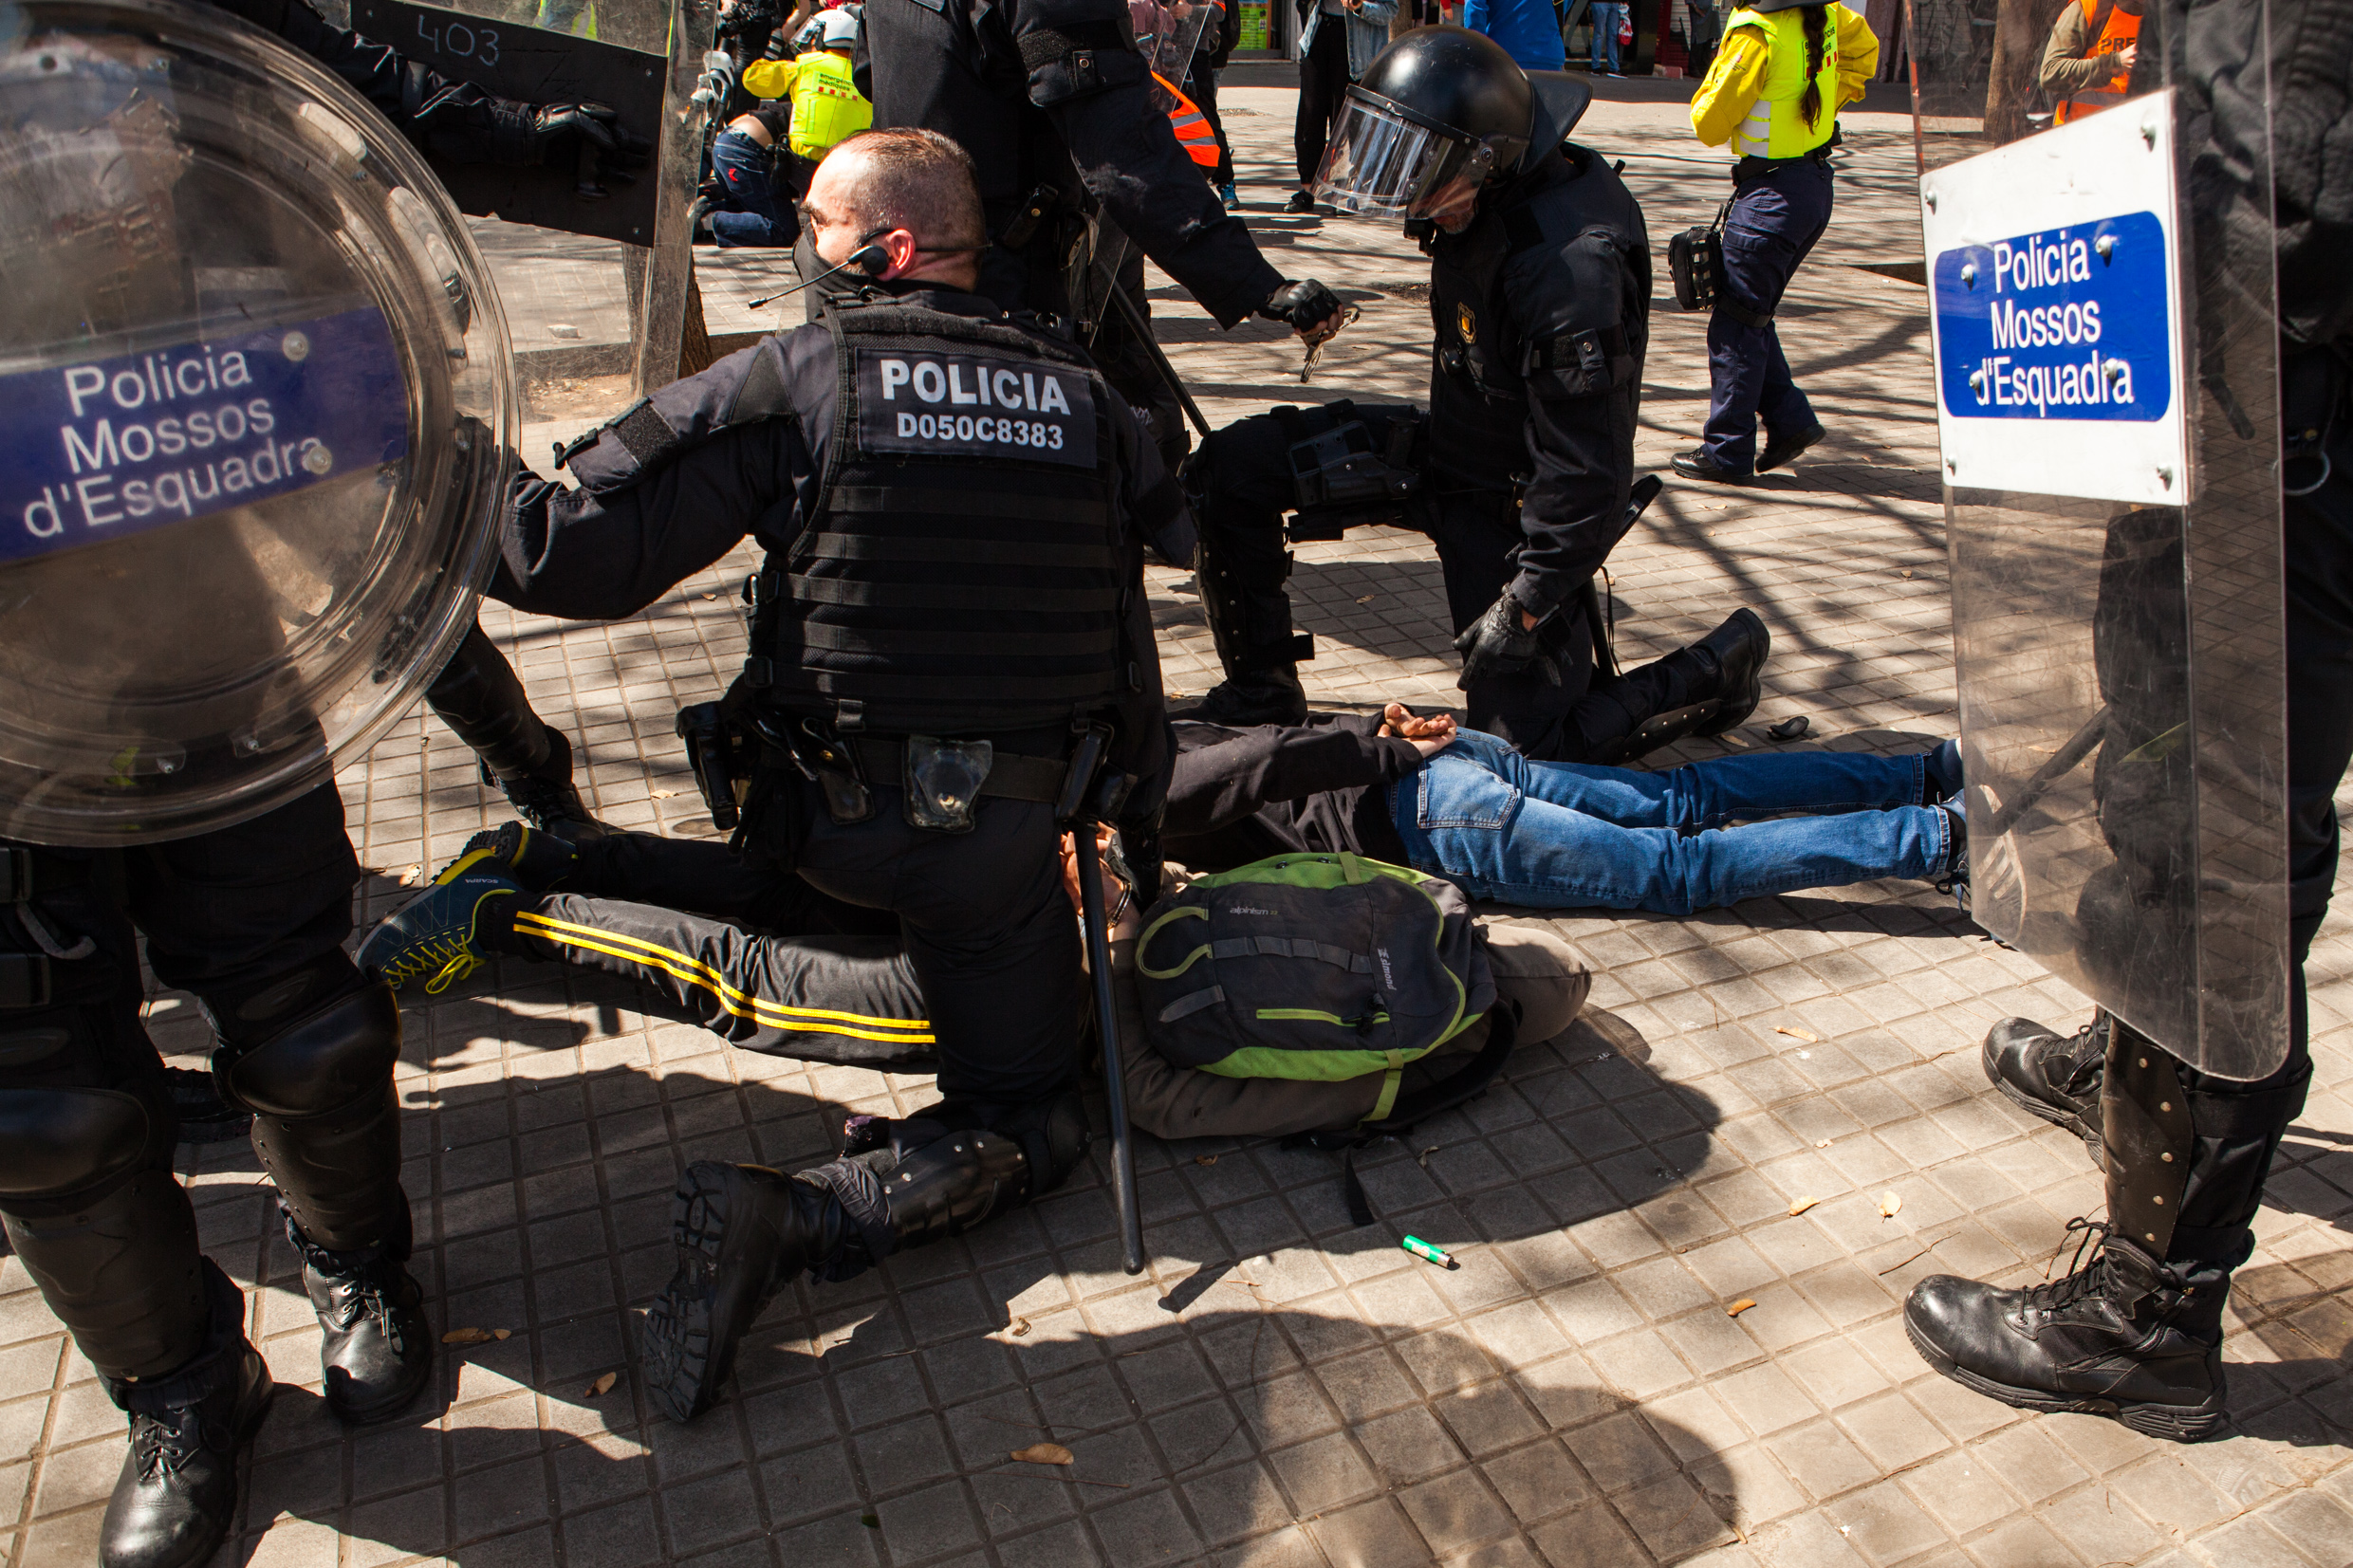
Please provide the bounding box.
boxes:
[1703,157,1834,471]
[1388,729,1954,913]
[710,130,794,248]
[1589,2,1622,70]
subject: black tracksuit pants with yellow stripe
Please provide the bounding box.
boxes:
[497,833,942,1073]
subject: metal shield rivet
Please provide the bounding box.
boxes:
[281,331,311,362]
[2160,1101,2172,1113]
[2097,234,2118,261]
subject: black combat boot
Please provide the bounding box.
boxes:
[640,1161,877,1424]
[100,1261,274,1568]
[643,1100,1082,1422]
[1170,663,1309,727]
[287,1208,434,1425]
[1590,609,1771,764]
[1178,522,1312,727]
[1904,1223,2229,1442]
[1983,1013,2108,1158]
[483,727,611,841]
[426,625,611,839]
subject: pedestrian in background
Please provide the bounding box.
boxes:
[1192,0,1243,207]
[1289,0,1399,212]
[1462,0,1566,71]
[1675,0,1877,483]
[1589,0,1623,72]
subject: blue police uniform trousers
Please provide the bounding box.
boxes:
[1702,157,1835,472]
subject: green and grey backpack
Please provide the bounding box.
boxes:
[1133,852,1498,1119]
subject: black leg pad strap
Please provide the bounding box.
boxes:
[2103,1027,2194,1257]
[880,1120,1032,1252]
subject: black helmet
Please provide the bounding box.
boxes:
[1311,27,1591,222]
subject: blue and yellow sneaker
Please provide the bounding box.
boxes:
[359,864,524,994]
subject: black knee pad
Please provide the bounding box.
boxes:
[0,1085,157,1204]
[216,977,400,1120]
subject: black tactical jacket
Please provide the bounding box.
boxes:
[856,0,1282,327]
[1424,144,1652,618]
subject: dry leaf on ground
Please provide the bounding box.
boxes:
[1787,1197,1820,1217]
[399,865,423,886]
[1355,593,1378,604]
[1010,1318,1031,1337]
[1010,1443,1074,1466]
[651,788,678,799]
[1775,1026,1822,1043]
[1195,1154,1218,1166]
[441,1327,497,1346]
[493,1329,511,1340]
[585,1372,617,1397]
[1814,1139,1831,1148]
[1726,1299,1757,1318]
[1879,1191,1903,1219]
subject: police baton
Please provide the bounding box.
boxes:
[1099,275,1214,441]
[1058,724,1148,1276]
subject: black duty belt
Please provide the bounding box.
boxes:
[1732,145,1836,185]
[848,740,1069,804]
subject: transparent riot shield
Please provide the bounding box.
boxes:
[1911,0,2288,1078]
[340,0,713,452]
[0,0,514,846]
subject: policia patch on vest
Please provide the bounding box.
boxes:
[854,350,1099,469]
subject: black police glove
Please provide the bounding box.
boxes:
[484,99,651,194]
[1259,278,1345,336]
[1453,591,1562,688]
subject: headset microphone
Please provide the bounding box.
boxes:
[749,242,888,309]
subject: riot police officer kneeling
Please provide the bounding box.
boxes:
[387,128,1185,1422]
[1177,29,1771,766]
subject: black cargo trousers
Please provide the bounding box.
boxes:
[0,786,403,1384]
[729,733,1092,1109]
[1187,401,1712,760]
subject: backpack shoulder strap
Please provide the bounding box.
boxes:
[1284,1003,1521,1227]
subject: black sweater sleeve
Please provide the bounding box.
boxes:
[1164,715,1425,837]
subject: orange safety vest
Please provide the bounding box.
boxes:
[2053,0,2138,123]
[1153,71,1222,167]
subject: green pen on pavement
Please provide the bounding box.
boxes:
[1400,1234,1456,1269]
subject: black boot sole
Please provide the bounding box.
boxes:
[642,1162,790,1425]
[1903,1313,2226,1442]
[1693,608,1769,738]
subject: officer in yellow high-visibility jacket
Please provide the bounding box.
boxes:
[1673,0,1876,483]
[743,9,875,161]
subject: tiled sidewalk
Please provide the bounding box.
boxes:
[5,88,2348,1568]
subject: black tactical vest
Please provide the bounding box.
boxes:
[757,304,1130,735]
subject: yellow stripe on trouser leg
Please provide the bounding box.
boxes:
[511,910,936,1043]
